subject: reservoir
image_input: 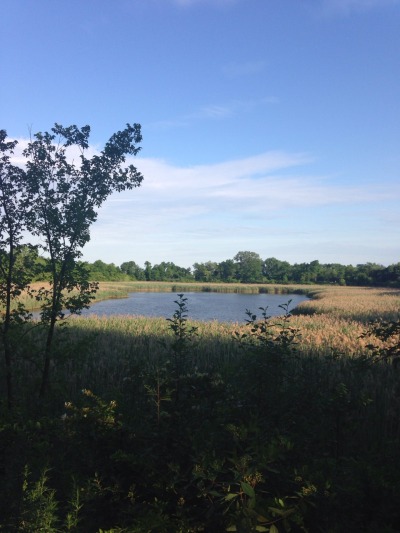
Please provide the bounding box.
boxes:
[79,291,308,323]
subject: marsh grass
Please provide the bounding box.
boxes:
[2,285,400,531]
[293,286,400,322]
[9,285,399,395]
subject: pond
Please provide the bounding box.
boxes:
[79,291,308,323]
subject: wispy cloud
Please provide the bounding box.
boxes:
[127,153,396,210]
[148,97,277,130]
[191,104,234,120]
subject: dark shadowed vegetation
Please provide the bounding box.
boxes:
[1,289,400,531]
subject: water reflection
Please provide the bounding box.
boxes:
[78,291,308,323]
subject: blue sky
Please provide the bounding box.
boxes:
[2,0,399,268]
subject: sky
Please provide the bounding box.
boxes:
[1,0,399,269]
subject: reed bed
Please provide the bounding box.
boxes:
[39,283,397,397]
[96,280,311,295]
[293,286,400,323]
[89,284,399,355]
[61,311,378,386]
[8,284,400,360]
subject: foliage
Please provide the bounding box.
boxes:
[2,294,400,531]
[17,467,59,532]
[235,300,301,355]
[193,260,219,282]
[120,260,146,280]
[164,293,198,376]
[233,251,263,283]
[86,260,130,282]
[27,250,400,287]
[360,315,400,364]
[0,124,144,403]
[114,253,400,286]
[23,123,143,397]
[0,131,32,409]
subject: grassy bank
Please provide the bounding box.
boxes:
[96,281,311,295]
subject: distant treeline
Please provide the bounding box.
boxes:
[83,251,399,287]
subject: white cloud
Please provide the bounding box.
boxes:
[7,137,400,267]
[148,97,277,130]
[81,150,400,265]
[128,152,397,210]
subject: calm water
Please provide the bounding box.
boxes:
[79,291,308,323]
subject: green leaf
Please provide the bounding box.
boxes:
[226,526,237,531]
[241,481,255,499]
[225,493,238,501]
[269,525,279,533]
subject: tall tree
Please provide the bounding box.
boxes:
[151,261,192,281]
[144,261,152,281]
[120,260,145,280]
[233,251,263,283]
[23,123,143,397]
[0,130,30,408]
[263,257,291,283]
[217,259,237,282]
[88,260,126,281]
[193,261,218,282]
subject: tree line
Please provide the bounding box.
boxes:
[83,251,399,286]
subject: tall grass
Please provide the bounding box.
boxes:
[12,284,399,361]
[293,286,400,322]
[72,284,400,357]
[2,285,400,531]
[11,284,393,401]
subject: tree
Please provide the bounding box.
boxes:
[0,130,30,408]
[120,260,145,280]
[263,257,291,283]
[233,251,263,283]
[383,263,400,286]
[351,263,384,286]
[22,123,143,398]
[144,261,152,281]
[151,261,192,281]
[87,260,127,281]
[217,259,237,282]
[193,261,218,282]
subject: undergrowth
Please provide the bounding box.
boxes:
[1,296,400,531]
